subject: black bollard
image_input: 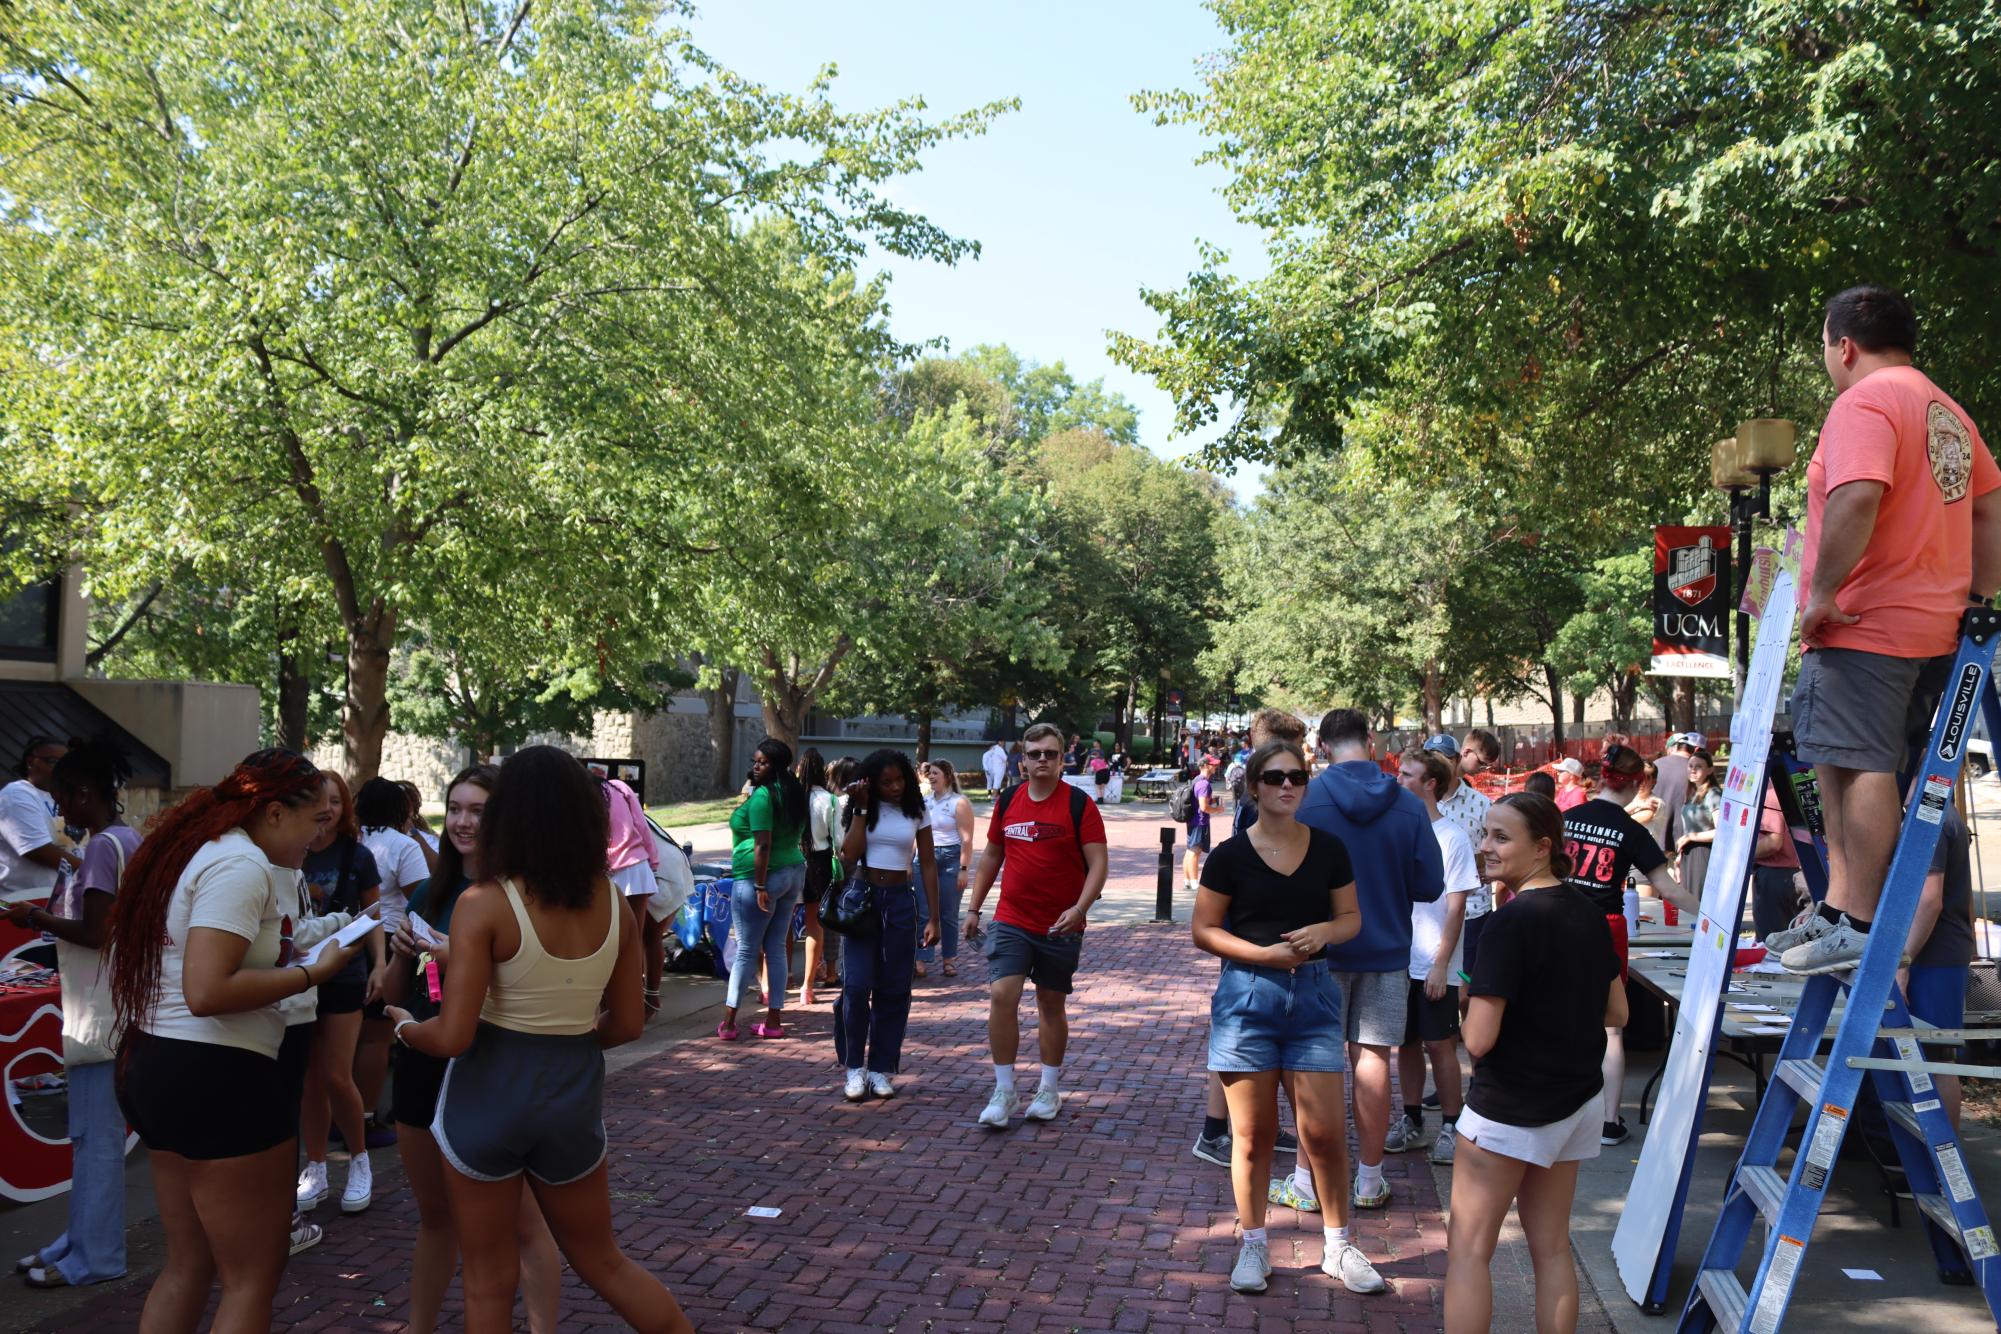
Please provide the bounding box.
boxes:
[1154,826,1178,922]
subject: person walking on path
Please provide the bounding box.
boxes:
[718,739,808,1041]
[6,738,139,1289]
[1774,284,2001,974]
[1427,733,1493,977]
[983,741,1008,795]
[916,761,974,978]
[963,722,1108,1130]
[1182,754,1224,893]
[834,750,941,1099]
[1294,709,1443,1213]
[1387,747,1480,1166]
[1192,740,1385,1296]
[1446,793,1626,1334]
[799,749,839,1004]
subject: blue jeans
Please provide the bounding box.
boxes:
[914,844,964,962]
[835,882,918,1074]
[36,1060,126,1283]
[725,864,805,1011]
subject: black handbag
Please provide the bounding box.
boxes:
[820,873,880,938]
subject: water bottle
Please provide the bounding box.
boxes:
[1623,887,1641,941]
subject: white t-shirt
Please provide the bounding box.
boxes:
[1409,817,1480,980]
[925,791,966,848]
[0,777,62,900]
[361,826,429,931]
[145,829,293,1058]
[1436,780,1493,918]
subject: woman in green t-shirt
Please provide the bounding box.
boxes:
[719,739,809,1040]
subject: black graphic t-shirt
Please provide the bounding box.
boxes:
[1559,798,1666,914]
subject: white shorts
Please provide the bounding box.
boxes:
[1456,1096,1602,1168]
[610,862,655,899]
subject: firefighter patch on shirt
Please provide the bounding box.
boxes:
[1929,400,1973,502]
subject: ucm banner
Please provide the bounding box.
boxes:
[1651,524,1733,679]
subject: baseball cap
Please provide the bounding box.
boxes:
[1557,757,1585,777]
[1677,731,1706,748]
[1422,733,1460,756]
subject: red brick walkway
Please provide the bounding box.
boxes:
[28,923,1449,1332]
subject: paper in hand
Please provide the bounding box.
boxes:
[407,911,445,948]
[305,914,381,966]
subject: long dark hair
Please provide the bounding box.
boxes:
[435,763,500,896]
[1687,747,1717,797]
[1494,791,1573,880]
[110,748,323,1032]
[856,748,923,829]
[752,737,807,829]
[798,746,828,794]
[477,746,608,910]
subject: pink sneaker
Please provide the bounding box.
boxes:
[753,1023,786,1039]
[715,1020,739,1041]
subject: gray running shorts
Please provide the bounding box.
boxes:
[433,1022,607,1184]
[1332,968,1408,1049]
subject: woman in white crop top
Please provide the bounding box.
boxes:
[833,749,941,1103]
[386,747,690,1334]
[914,760,975,978]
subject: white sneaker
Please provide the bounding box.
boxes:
[867,1072,895,1099]
[978,1086,1019,1129]
[1024,1086,1060,1121]
[1324,1242,1386,1293]
[1781,916,1868,974]
[340,1152,372,1214]
[843,1069,867,1102]
[1765,907,1833,954]
[1230,1236,1272,1294]
[295,1160,327,1212]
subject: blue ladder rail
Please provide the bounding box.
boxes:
[1678,607,2001,1333]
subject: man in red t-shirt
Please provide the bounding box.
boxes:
[1776,285,2001,974]
[963,722,1108,1131]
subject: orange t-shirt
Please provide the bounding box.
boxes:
[1800,365,1999,657]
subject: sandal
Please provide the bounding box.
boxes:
[913,962,928,978]
[12,1254,41,1275]
[715,1020,740,1041]
[23,1266,72,1289]
[753,1022,786,1039]
[942,961,957,977]
[643,986,661,1017]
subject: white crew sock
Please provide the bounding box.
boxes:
[994,1064,1016,1093]
[1039,1063,1061,1093]
[1325,1224,1350,1252]
[1242,1226,1267,1244]
[1293,1163,1317,1199]
[1355,1162,1386,1195]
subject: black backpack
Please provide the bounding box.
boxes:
[994,782,1090,870]
[1167,778,1196,823]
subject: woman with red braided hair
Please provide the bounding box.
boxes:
[109,749,367,1334]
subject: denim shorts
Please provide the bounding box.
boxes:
[1208,959,1348,1074]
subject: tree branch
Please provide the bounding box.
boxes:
[84,582,162,667]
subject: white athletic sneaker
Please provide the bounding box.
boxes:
[978,1087,1020,1129]
[868,1072,895,1099]
[1324,1243,1386,1293]
[843,1068,868,1102]
[295,1161,328,1212]
[1780,917,1868,974]
[1024,1086,1060,1121]
[340,1152,372,1214]
[1382,1114,1421,1153]
[1230,1237,1272,1294]
[1764,907,1832,954]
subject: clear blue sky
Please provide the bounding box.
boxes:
[681,1,1269,499]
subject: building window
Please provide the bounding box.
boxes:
[0,576,59,661]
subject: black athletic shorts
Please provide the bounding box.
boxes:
[118,1030,294,1161]
[393,1045,450,1129]
[316,976,367,1017]
[1403,979,1461,1044]
[803,849,834,905]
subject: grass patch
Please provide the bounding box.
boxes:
[646,797,746,829]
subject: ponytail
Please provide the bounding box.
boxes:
[1496,791,1571,879]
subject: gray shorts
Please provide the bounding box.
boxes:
[433,1022,607,1185]
[985,921,1083,994]
[1332,969,1408,1048]
[1792,648,1951,774]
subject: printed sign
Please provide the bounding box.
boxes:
[1651,525,1734,679]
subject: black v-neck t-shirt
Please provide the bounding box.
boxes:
[1200,827,1355,947]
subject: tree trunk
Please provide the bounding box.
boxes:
[276,644,311,753]
[1612,675,1638,732]
[1572,691,1586,726]
[915,710,933,763]
[705,666,740,796]
[342,604,397,781]
[1673,677,1697,732]
[1421,659,1445,734]
[1544,663,1566,747]
[756,639,852,755]
[1118,673,1138,753]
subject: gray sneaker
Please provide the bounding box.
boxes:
[978,1087,1019,1129]
[1780,916,1868,974]
[1230,1236,1272,1294]
[1765,908,1832,954]
[1192,1129,1232,1167]
[1382,1113,1421,1153]
[1428,1126,1456,1165]
[1323,1243,1386,1294]
[1024,1086,1060,1121]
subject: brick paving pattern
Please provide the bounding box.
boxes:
[25,922,1454,1332]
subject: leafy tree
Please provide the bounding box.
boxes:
[1549,551,1660,733]
[964,345,1141,447]
[1,0,1006,778]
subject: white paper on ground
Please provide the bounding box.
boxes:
[1746,1024,1793,1035]
[746,1206,782,1219]
[1742,960,1789,975]
[1727,1003,1781,1013]
[1842,1269,1883,1281]
[305,914,381,965]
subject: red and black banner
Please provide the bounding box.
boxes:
[1650,525,1732,679]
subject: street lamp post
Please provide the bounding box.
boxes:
[1709,421,1798,691]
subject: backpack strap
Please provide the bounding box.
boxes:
[1066,783,1089,872]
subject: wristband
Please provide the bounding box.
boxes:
[295,965,312,994]
[394,1019,417,1046]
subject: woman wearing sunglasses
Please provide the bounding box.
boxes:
[1191,741,1382,1297]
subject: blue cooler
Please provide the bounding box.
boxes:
[701,877,735,978]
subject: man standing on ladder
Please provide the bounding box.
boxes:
[1771,284,2001,974]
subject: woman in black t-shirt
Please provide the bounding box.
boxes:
[1446,793,1625,1334]
[1191,742,1380,1297]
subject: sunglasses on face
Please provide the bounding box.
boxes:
[1024,749,1060,761]
[1257,769,1311,788]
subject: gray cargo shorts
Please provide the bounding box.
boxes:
[1791,647,1951,774]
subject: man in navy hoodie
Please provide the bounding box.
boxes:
[1295,708,1444,1212]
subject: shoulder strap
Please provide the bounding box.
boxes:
[996,783,1020,823]
[1066,784,1089,871]
[498,876,539,959]
[106,827,129,888]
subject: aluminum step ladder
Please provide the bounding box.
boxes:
[1678,607,2001,1332]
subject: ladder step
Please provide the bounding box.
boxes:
[1738,1164,1787,1225]
[1917,1191,1965,1244]
[1884,1099,1925,1143]
[1696,1268,1750,1331]
[1776,1057,1824,1101]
